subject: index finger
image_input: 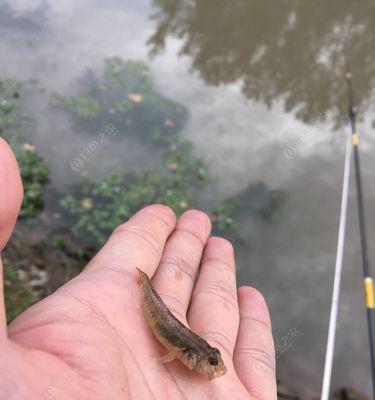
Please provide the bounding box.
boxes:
[84,204,177,278]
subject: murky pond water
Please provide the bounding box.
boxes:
[2,0,375,397]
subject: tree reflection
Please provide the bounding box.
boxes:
[148,0,375,126]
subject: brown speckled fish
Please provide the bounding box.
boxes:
[137,268,227,380]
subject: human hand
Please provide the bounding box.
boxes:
[0,137,277,400]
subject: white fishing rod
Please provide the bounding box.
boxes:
[320,123,352,400]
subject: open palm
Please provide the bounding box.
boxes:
[0,138,276,400]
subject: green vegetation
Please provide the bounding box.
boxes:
[0,79,23,131]
[59,126,209,244]
[51,234,66,250]
[104,58,167,105]
[61,168,201,244]
[4,262,37,323]
[64,93,101,119]
[60,57,179,138]
[213,183,286,231]
[17,146,49,218]
[0,79,49,218]
[259,189,286,222]
[213,200,237,230]
[60,57,209,244]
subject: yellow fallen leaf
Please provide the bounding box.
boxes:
[128,93,143,103]
[164,119,175,128]
[166,162,178,171]
[22,143,35,152]
[81,198,93,209]
[179,201,187,209]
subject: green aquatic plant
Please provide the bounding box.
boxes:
[59,57,213,244]
[105,58,152,90]
[4,262,37,323]
[104,57,172,106]
[213,183,286,231]
[17,147,49,218]
[51,234,66,250]
[64,93,101,119]
[60,142,210,244]
[259,189,286,222]
[59,56,181,142]
[0,79,23,133]
[213,200,237,230]
[0,79,49,218]
[104,57,168,105]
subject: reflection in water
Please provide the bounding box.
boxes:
[149,0,375,126]
[0,1,47,32]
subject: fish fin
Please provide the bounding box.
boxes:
[155,349,181,363]
[184,349,199,369]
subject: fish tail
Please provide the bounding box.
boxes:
[136,267,149,284]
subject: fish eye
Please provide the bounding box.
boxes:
[208,356,219,366]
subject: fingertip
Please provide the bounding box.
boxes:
[141,204,177,226]
[238,285,266,307]
[112,204,177,239]
[177,209,212,240]
[203,236,235,268]
[180,209,211,228]
[238,286,271,328]
[209,236,234,253]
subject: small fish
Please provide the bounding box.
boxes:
[137,268,227,380]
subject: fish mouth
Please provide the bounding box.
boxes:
[208,366,227,380]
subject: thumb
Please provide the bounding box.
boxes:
[0,138,23,250]
[0,137,23,335]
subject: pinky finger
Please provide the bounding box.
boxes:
[233,286,277,400]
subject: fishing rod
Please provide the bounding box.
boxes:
[320,88,352,400]
[345,55,375,398]
[321,51,375,399]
